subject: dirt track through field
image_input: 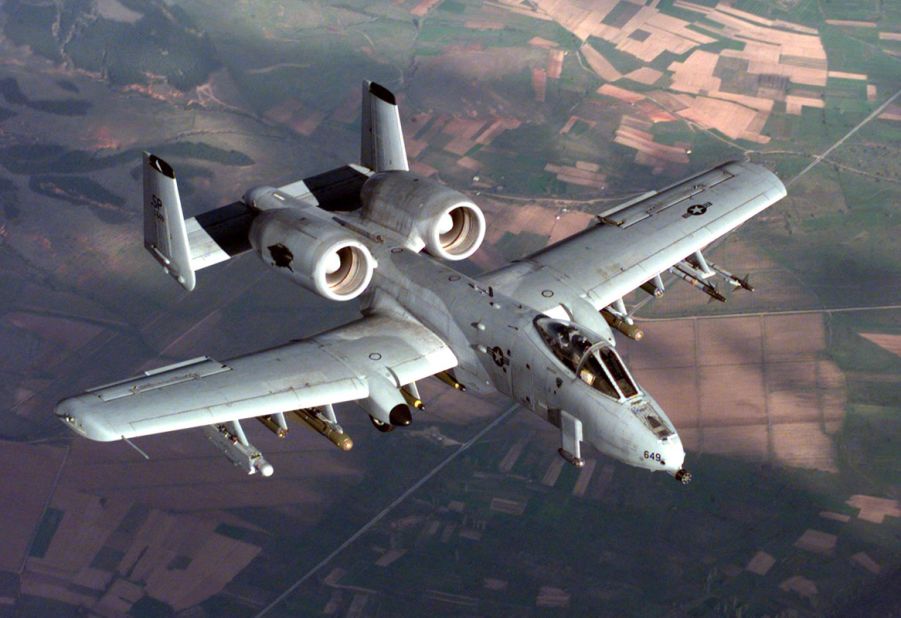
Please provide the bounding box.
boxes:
[787,88,901,187]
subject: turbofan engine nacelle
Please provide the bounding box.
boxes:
[249,209,374,301]
[361,171,485,261]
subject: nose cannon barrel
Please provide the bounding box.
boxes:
[674,468,692,485]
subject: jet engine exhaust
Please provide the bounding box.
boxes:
[432,204,484,259]
[322,244,370,298]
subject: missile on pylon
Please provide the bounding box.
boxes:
[400,386,424,410]
[640,280,664,298]
[290,408,353,451]
[202,424,274,476]
[734,275,753,292]
[707,260,754,291]
[257,414,288,438]
[601,309,644,341]
[434,370,466,392]
[670,266,726,303]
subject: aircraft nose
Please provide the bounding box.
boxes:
[639,433,689,482]
[661,437,691,484]
[661,438,685,469]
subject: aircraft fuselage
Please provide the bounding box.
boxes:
[366,242,687,479]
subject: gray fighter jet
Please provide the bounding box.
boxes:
[56,82,787,483]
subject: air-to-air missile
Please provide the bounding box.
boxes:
[670,265,727,303]
[685,253,753,292]
[202,423,274,476]
[708,260,754,291]
[290,408,353,451]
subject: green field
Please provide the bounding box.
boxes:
[3,0,220,91]
[249,411,898,616]
[0,0,898,615]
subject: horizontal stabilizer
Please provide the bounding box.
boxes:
[277,164,371,212]
[143,152,195,291]
[185,165,374,270]
[185,201,256,270]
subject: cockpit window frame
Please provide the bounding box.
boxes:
[534,316,593,374]
[596,346,640,399]
[575,347,621,400]
[534,316,641,402]
[573,343,620,399]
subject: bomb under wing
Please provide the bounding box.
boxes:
[291,408,353,452]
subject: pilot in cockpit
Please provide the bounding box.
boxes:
[535,316,638,401]
[570,334,592,371]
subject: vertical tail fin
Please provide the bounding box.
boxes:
[142,152,195,291]
[360,81,408,173]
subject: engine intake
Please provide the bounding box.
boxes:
[361,171,485,261]
[249,209,374,301]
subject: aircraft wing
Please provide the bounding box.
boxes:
[55,313,457,442]
[483,160,786,314]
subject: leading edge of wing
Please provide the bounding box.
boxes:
[56,314,457,442]
[485,160,786,313]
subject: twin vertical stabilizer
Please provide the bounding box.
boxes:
[141,80,405,293]
[142,152,196,291]
[361,81,409,173]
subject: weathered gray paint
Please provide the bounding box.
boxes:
[58,83,787,481]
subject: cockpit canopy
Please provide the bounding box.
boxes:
[534,316,639,400]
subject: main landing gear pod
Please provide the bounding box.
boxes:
[360,379,413,431]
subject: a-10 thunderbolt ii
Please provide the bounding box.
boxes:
[56,82,787,484]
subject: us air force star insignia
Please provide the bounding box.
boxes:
[683,203,708,218]
[489,346,506,367]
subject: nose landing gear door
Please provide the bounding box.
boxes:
[548,408,584,468]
